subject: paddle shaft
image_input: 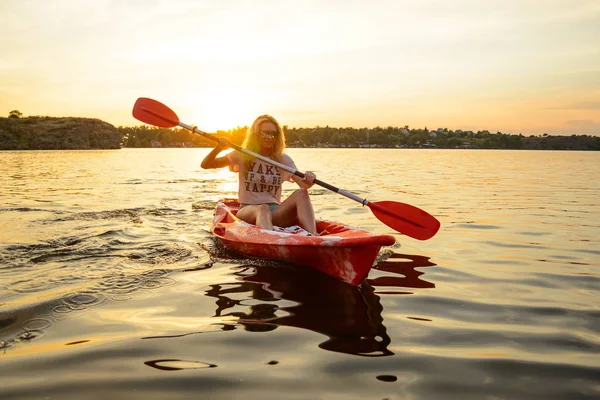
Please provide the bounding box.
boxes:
[135,99,439,239]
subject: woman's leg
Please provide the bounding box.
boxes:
[236,204,273,230]
[272,189,317,235]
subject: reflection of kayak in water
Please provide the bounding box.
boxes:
[206,262,395,357]
[211,198,396,285]
[145,252,435,357]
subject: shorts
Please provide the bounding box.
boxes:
[240,203,279,212]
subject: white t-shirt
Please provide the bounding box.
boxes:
[226,151,297,204]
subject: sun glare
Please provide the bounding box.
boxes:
[180,88,268,132]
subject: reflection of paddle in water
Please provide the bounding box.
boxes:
[368,253,436,294]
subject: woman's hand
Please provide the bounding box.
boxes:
[201,137,231,169]
[303,171,316,186]
[216,137,230,150]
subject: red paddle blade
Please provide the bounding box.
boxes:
[368,201,440,240]
[132,97,180,128]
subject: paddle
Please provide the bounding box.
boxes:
[132,97,441,240]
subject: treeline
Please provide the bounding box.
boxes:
[118,125,216,148]
[117,125,600,150]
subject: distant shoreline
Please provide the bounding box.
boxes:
[118,125,600,151]
[114,145,599,151]
[1,116,598,151]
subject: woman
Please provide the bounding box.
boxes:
[201,115,319,235]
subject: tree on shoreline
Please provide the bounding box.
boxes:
[9,110,23,119]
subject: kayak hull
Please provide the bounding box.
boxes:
[211,199,396,285]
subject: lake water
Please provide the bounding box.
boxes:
[1,148,599,399]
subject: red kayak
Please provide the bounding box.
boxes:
[211,199,396,285]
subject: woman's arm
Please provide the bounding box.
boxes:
[201,138,230,169]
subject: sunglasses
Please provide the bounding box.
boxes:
[261,130,279,139]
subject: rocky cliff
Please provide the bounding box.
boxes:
[0,117,121,150]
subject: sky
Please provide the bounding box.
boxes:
[1,0,599,135]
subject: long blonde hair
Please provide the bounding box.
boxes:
[241,115,286,162]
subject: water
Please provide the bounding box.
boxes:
[1,148,599,399]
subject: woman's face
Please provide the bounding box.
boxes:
[259,121,279,150]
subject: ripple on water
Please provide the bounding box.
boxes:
[0,207,61,213]
[452,222,501,229]
[9,279,49,294]
[144,207,187,216]
[89,268,177,302]
[482,241,550,250]
[53,293,107,315]
[142,277,176,289]
[144,359,218,371]
[192,200,218,211]
[64,209,142,221]
[22,318,52,331]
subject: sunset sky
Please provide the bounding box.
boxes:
[1,0,599,135]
